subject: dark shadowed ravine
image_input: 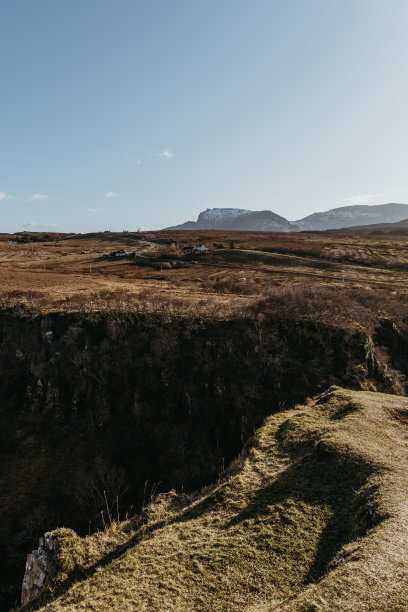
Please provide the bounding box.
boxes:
[0,308,405,610]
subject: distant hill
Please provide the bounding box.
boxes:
[166,208,298,232]
[295,203,408,230]
[336,216,408,234]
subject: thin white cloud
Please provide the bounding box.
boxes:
[124,154,142,165]
[105,191,119,199]
[26,193,49,203]
[22,221,61,229]
[158,149,173,159]
[340,193,387,206]
[0,192,16,201]
[86,208,101,213]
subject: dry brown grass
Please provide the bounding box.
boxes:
[1,230,408,319]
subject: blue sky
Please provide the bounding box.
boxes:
[1,0,408,232]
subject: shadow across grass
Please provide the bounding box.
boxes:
[225,434,379,584]
[23,405,384,611]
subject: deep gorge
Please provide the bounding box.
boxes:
[0,308,403,610]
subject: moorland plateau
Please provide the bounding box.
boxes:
[1,229,408,610]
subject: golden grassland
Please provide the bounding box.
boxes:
[1,230,408,313]
[24,387,408,612]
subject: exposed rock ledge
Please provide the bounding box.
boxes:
[21,529,77,606]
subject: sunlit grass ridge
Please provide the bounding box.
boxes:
[28,387,408,611]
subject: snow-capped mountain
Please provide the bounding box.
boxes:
[295,203,408,231]
[198,208,252,221]
[164,203,408,233]
[165,208,298,232]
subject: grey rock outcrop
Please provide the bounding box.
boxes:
[21,530,76,606]
[21,533,52,606]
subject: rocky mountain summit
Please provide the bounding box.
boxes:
[166,208,298,231]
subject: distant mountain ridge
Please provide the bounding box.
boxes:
[165,203,408,232]
[295,203,408,230]
[166,208,298,232]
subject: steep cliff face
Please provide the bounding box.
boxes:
[165,208,298,231]
[0,310,400,609]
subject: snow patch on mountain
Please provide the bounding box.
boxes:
[325,210,382,218]
[165,207,297,231]
[198,208,251,221]
[296,203,408,230]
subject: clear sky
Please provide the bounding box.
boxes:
[1,0,408,232]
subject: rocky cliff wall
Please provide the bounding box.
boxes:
[0,309,397,610]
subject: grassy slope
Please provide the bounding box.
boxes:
[30,388,408,612]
